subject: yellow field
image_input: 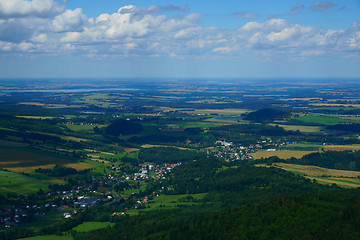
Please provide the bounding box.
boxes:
[38,132,90,142]
[123,147,140,153]
[321,145,360,151]
[261,163,360,188]
[141,144,191,150]
[3,163,55,173]
[17,102,45,106]
[182,108,248,115]
[249,150,316,159]
[280,98,323,101]
[64,162,95,171]
[311,103,360,108]
[2,162,94,173]
[16,116,55,119]
[271,124,323,133]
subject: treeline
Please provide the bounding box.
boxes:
[208,123,297,145]
[244,108,290,123]
[105,119,142,136]
[35,165,78,177]
[261,151,360,171]
[211,123,292,136]
[327,123,360,133]
[138,147,206,165]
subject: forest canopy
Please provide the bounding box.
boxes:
[105,119,143,136]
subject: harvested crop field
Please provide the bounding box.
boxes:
[249,150,315,159]
[321,145,360,151]
[261,163,360,188]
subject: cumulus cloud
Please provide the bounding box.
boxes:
[0,3,359,60]
[233,12,259,19]
[0,0,65,18]
[309,1,336,12]
[51,8,87,32]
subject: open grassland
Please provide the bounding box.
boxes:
[278,144,323,151]
[292,115,355,125]
[0,148,94,173]
[204,118,243,125]
[66,124,107,132]
[73,222,115,232]
[0,170,65,195]
[262,163,360,188]
[128,193,208,214]
[249,150,316,160]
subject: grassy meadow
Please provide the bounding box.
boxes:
[73,222,115,232]
[128,193,208,214]
[0,170,64,195]
[292,115,356,126]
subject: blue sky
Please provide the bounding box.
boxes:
[0,0,359,78]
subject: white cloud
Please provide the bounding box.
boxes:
[18,42,33,51]
[0,0,65,18]
[51,8,87,32]
[31,33,47,42]
[241,22,262,31]
[0,3,358,61]
[348,32,360,49]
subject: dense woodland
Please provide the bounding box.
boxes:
[74,189,360,240]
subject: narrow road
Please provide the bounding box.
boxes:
[110,189,119,202]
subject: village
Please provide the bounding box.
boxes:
[1,134,300,230]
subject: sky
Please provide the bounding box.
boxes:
[0,0,359,79]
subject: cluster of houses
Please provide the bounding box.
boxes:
[213,137,295,162]
[131,163,181,181]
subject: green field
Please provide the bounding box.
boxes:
[278,143,323,151]
[292,115,355,126]
[0,170,37,187]
[21,235,72,240]
[129,193,208,213]
[73,222,115,232]
[66,124,107,132]
[0,170,62,195]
